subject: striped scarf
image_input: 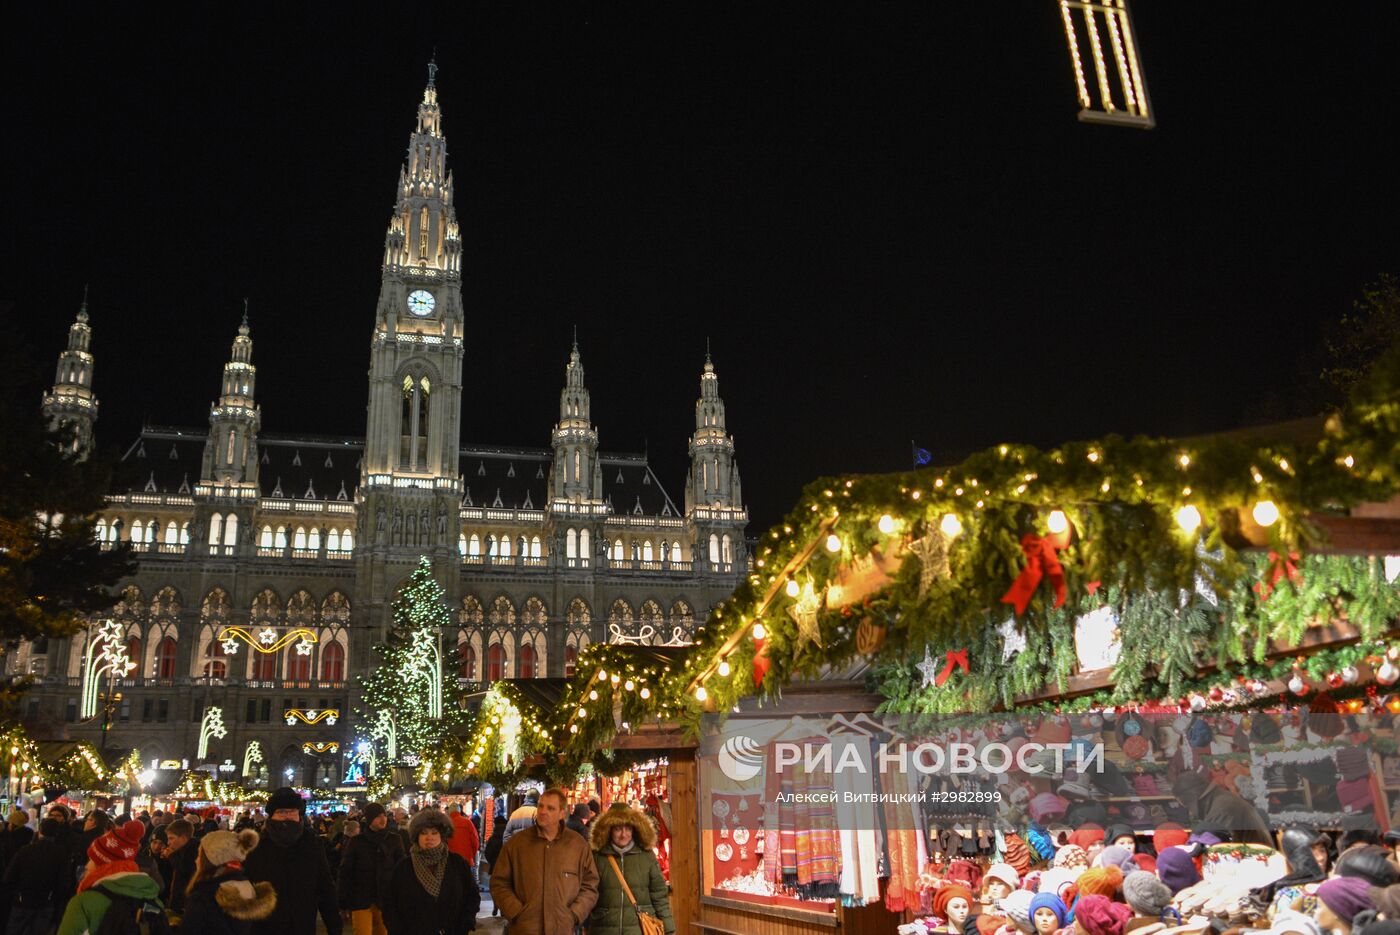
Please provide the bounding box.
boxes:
[411,843,448,899]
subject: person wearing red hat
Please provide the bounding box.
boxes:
[56,820,163,935]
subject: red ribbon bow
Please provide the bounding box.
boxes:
[752,638,772,689]
[1255,550,1301,600]
[935,648,969,687]
[1000,534,1066,615]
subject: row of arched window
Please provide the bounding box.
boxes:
[96,518,191,545]
[258,525,355,552]
[116,631,347,682]
[459,533,543,558]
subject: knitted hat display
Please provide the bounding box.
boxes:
[1336,747,1373,782]
[1122,871,1172,917]
[1030,793,1070,824]
[1076,866,1124,898]
[1156,846,1202,893]
[1004,834,1033,875]
[947,860,984,890]
[1317,876,1375,924]
[1028,892,1068,928]
[934,885,976,920]
[1307,693,1346,739]
[977,915,1007,935]
[1054,845,1089,870]
[199,829,260,867]
[1185,718,1212,749]
[1250,713,1283,746]
[266,786,306,816]
[1002,890,1035,933]
[1336,776,1376,813]
[1152,823,1189,854]
[985,863,1020,890]
[1075,894,1133,935]
[88,820,145,866]
[1038,869,1080,901]
[1095,846,1136,872]
[1068,824,1105,851]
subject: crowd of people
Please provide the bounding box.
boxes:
[0,785,674,935]
[902,821,1400,935]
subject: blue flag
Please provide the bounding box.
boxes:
[912,442,932,467]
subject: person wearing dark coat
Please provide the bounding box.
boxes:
[587,803,675,935]
[382,808,478,935]
[3,818,74,935]
[158,818,198,915]
[181,830,277,935]
[243,787,343,935]
[338,802,406,933]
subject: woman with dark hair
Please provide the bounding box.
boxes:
[1337,847,1400,888]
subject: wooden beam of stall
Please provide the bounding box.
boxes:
[685,512,840,702]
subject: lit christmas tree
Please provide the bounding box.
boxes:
[357,556,463,764]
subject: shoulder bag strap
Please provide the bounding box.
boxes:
[608,855,641,908]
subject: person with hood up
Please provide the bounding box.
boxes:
[243,787,342,935]
[3,817,74,935]
[56,820,163,935]
[338,802,405,935]
[1171,771,1272,845]
[381,808,479,935]
[1252,829,1327,919]
[587,803,674,935]
[181,829,276,935]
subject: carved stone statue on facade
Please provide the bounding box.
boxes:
[392,508,403,546]
[376,506,387,544]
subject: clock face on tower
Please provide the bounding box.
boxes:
[406,290,436,317]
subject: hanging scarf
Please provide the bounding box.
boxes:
[411,843,449,899]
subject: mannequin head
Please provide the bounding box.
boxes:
[946,897,971,930]
[985,880,1012,902]
[1034,907,1060,935]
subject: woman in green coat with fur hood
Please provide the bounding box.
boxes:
[587,804,676,935]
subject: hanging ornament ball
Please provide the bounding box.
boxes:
[1189,693,1207,712]
[1208,686,1224,703]
[1341,665,1360,685]
[1389,646,1400,662]
[1221,689,1240,706]
[1378,661,1400,686]
[1288,673,1309,696]
[1326,671,1345,689]
[1249,679,1270,696]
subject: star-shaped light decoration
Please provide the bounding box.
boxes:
[787,579,824,655]
[908,530,951,599]
[295,639,313,656]
[285,714,297,726]
[325,713,338,725]
[305,709,318,720]
[258,628,277,646]
[916,646,941,689]
[221,638,240,656]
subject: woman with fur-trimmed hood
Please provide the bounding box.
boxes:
[179,829,277,935]
[381,807,480,935]
[588,803,676,935]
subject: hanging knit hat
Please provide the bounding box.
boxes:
[1122,871,1172,917]
[1002,890,1036,933]
[1004,834,1033,875]
[1317,876,1375,925]
[1095,845,1137,872]
[1076,866,1124,899]
[1156,846,1202,893]
[1069,824,1105,851]
[88,820,145,866]
[1152,822,1189,854]
[1075,894,1133,935]
[947,859,984,890]
[1028,892,1069,928]
[1054,845,1089,870]
[199,829,260,867]
[934,885,976,920]
[985,863,1020,891]
[1030,793,1070,824]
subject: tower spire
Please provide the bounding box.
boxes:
[551,340,601,503]
[201,310,260,489]
[381,61,459,276]
[42,291,99,456]
[686,346,742,513]
[427,50,437,88]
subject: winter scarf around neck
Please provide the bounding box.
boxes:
[412,843,449,899]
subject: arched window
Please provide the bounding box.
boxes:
[322,642,345,682]
[95,519,107,542]
[566,529,577,558]
[457,643,477,679]
[613,539,624,561]
[275,526,287,548]
[286,646,310,681]
[458,533,467,556]
[499,536,511,558]
[486,643,505,683]
[709,534,720,564]
[399,373,431,470]
[224,514,238,546]
[342,529,354,551]
[531,536,541,558]
[131,520,144,543]
[722,534,733,563]
[308,527,321,551]
[565,645,577,678]
[260,525,273,548]
[203,639,227,679]
[208,514,223,546]
[253,650,276,681]
[642,540,654,561]
[468,534,480,556]
[640,600,664,642]
[164,521,178,544]
[460,595,484,628]
[608,600,634,640]
[671,542,682,563]
[489,597,515,628]
[125,637,143,671]
[580,528,590,558]
[292,527,305,549]
[155,637,178,679]
[328,529,340,552]
[180,522,190,544]
[321,592,351,626]
[518,642,536,679]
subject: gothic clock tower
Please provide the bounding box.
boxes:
[358,60,465,636]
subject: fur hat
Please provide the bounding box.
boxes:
[266,787,305,816]
[590,803,657,851]
[408,808,454,844]
[199,829,260,867]
[1122,871,1172,916]
[1002,889,1035,933]
[213,877,277,922]
[89,820,145,866]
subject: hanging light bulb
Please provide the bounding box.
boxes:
[1046,510,1069,535]
[624,679,635,691]
[825,534,842,553]
[1175,505,1202,533]
[718,660,731,677]
[785,579,799,598]
[1252,500,1280,527]
[695,685,709,702]
[939,513,963,538]
[588,689,598,700]
[752,623,766,640]
[878,514,896,535]
[639,686,651,699]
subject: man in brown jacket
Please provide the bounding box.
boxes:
[491,786,599,934]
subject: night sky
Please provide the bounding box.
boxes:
[5,4,1399,532]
